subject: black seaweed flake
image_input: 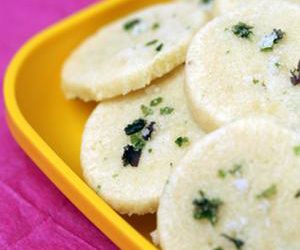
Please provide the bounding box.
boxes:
[122,145,142,167]
[122,120,157,167]
[290,60,300,86]
[142,122,156,141]
[124,119,146,135]
[221,234,245,250]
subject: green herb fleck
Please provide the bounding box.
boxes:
[295,190,300,198]
[160,106,174,115]
[123,18,141,31]
[156,43,164,52]
[152,22,160,30]
[124,119,146,135]
[175,137,190,147]
[275,62,281,68]
[170,162,173,167]
[141,105,153,116]
[95,185,101,194]
[145,39,158,46]
[221,234,244,250]
[226,50,230,54]
[293,145,300,155]
[231,22,254,39]
[259,29,285,52]
[130,133,146,150]
[218,164,242,179]
[218,169,227,179]
[200,0,213,4]
[256,184,277,199]
[252,78,266,87]
[229,164,243,176]
[148,148,153,153]
[193,190,223,226]
[213,247,224,250]
[112,174,119,179]
[150,97,163,107]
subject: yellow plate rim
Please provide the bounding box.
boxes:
[3,1,158,249]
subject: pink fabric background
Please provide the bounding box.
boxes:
[0,1,118,249]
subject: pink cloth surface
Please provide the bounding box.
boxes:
[0,1,118,249]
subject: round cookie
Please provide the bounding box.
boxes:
[176,0,216,17]
[215,0,300,15]
[186,0,300,132]
[62,2,208,102]
[81,66,205,215]
[158,118,300,250]
[215,0,260,15]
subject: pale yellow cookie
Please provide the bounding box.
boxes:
[62,3,208,101]
[215,0,300,15]
[81,66,205,215]
[176,0,216,17]
[186,0,300,132]
[158,118,300,250]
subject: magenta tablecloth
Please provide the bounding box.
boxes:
[0,1,118,249]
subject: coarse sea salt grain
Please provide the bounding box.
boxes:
[233,178,249,193]
[265,218,271,228]
[132,22,148,36]
[258,200,270,213]
[243,75,253,85]
[225,217,248,231]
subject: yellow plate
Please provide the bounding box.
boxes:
[3,0,171,249]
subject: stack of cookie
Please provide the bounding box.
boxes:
[62,0,300,249]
